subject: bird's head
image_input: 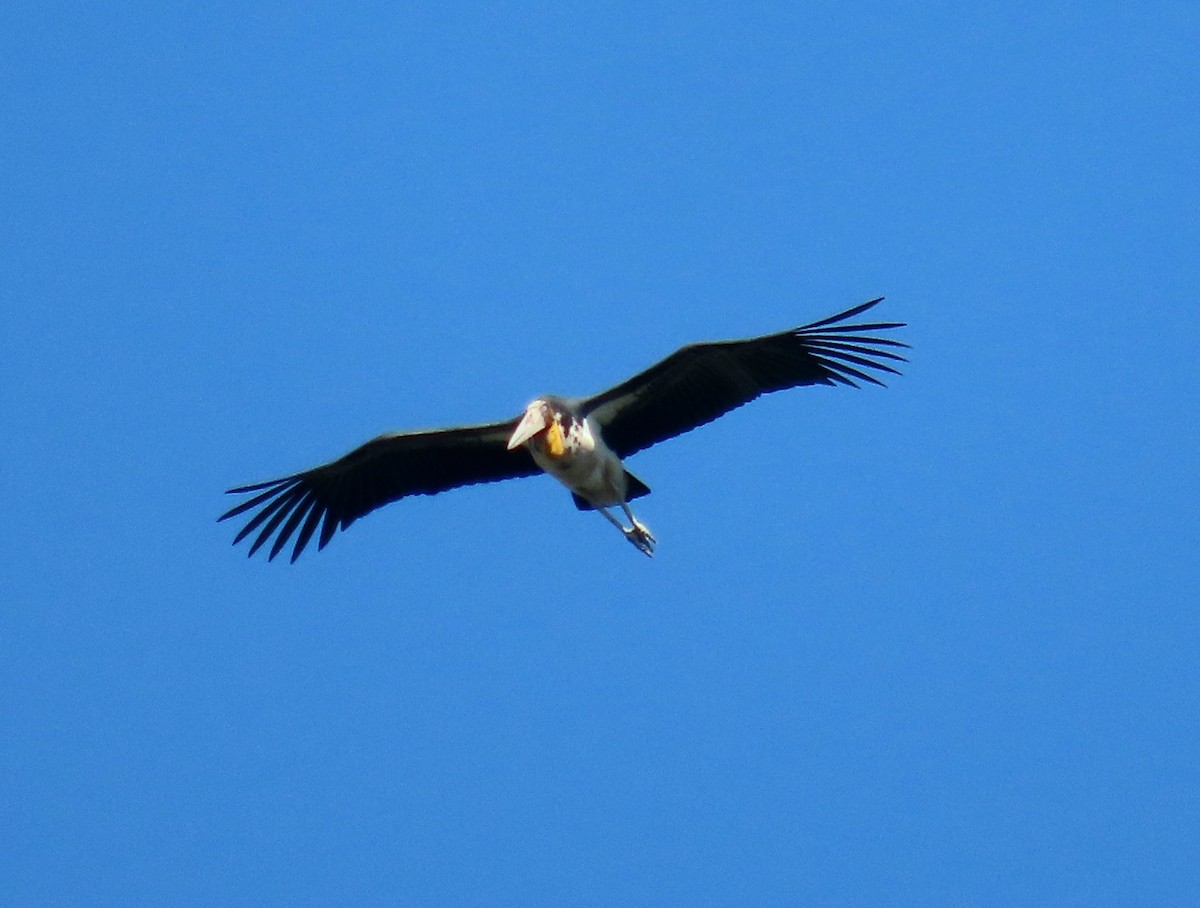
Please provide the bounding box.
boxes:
[507,399,565,457]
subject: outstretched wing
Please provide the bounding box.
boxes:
[219,419,538,562]
[581,298,907,458]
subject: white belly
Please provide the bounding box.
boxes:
[529,418,628,506]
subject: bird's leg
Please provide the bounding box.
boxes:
[620,502,656,557]
[597,505,656,557]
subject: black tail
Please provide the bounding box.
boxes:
[624,471,651,500]
[571,470,652,511]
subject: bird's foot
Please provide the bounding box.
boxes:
[623,520,656,557]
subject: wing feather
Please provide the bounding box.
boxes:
[582,298,907,457]
[220,419,538,561]
[231,484,297,545]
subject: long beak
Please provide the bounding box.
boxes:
[507,407,547,450]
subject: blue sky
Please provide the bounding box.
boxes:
[3,2,1198,904]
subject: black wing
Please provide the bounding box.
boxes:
[581,298,907,458]
[219,419,538,562]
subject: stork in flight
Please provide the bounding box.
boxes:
[220,298,907,561]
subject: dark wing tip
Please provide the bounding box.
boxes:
[217,477,297,523]
[797,296,886,331]
[218,473,327,562]
[224,475,296,495]
[792,298,909,387]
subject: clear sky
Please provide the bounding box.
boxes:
[3,3,1198,905]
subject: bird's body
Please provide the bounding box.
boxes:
[220,298,907,561]
[508,395,657,553]
[519,397,617,502]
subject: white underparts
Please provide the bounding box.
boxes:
[529,417,628,507]
[524,414,655,555]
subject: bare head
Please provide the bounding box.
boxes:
[507,399,551,450]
